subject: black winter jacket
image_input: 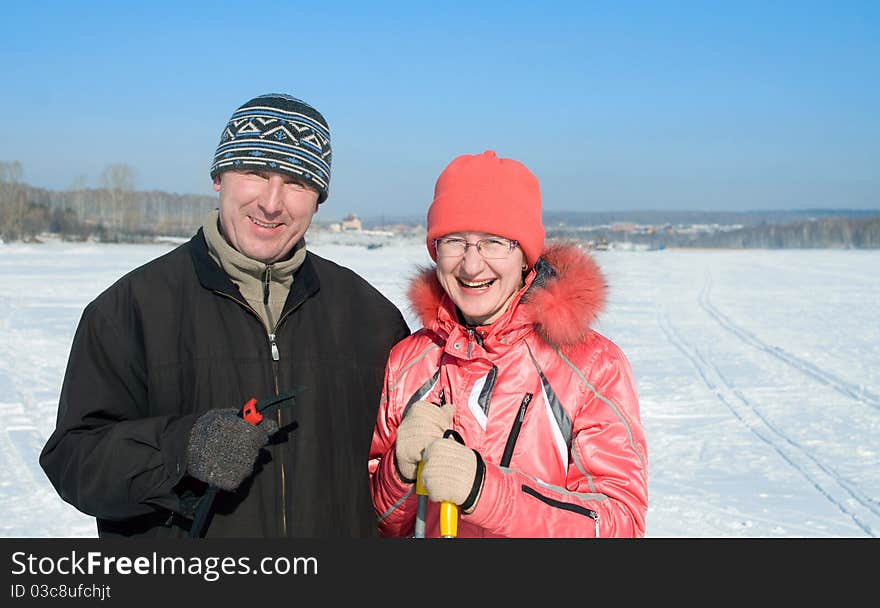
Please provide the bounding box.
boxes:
[39,230,410,537]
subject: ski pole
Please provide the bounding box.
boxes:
[436,390,459,538]
[414,389,448,539]
[414,459,458,538]
[439,428,462,538]
[188,389,302,538]
[414,460,458,537]
[414,461,428,538]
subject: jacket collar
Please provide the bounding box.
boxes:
[201,209,306,293]
[407,242,607,349]
[188,229,320,316]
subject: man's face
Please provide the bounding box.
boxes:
[214,170,320,264]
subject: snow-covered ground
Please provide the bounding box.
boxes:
[1,236,878,537]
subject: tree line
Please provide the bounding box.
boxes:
[548,217,880,249]
[0,161,216,242]
[3,159,878,248]
[686,217,880,248]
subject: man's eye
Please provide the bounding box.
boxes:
[483,239,505,246]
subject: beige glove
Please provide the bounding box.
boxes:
[421,437,486,513]
[394,400,454,482]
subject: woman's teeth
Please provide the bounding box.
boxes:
[459,278,495,288]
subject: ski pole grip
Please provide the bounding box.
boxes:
[440,502,458,538]
[415,461,428,496]
[439,428,464,538]
[418,460,457,536]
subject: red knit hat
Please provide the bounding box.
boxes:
[426,150,545,267]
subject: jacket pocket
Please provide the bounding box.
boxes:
[521,484,600,538]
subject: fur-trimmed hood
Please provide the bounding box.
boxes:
[407,242,607,348]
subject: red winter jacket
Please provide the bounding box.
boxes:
[369,243,648,537]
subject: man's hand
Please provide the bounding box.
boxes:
[187,408,279,491]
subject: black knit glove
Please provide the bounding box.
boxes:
[186,408,279,491]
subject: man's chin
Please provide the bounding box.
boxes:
[239,245,280,264]
[237,232,301,263]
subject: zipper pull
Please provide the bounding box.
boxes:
[516,394,531,422]
[269,333,279,361]
[594,513,601,539]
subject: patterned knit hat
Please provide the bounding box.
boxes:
[426,150,545,267]
[210,94,332,203]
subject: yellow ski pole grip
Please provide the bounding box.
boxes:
[416,461,458,537]
[440,501,458,538]
[415,461,427,495]
[438,427,464,538]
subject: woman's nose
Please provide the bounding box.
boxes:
[459,243,486,272]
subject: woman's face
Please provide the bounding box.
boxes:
[435,231,527,326]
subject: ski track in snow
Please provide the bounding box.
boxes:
[698,275,880,411]
[660,313,880,537]
[597,248,879,538]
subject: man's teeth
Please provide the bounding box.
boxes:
[251,217,281,228]
[460,279,494,288]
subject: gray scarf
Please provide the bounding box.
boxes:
[201,209,307,331]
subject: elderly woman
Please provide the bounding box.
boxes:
[369,151,648,537]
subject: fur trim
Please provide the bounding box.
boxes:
[525,242,607,346]
[407,265,447,329]
[407,242,607,347]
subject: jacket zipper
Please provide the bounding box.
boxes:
[521,484,601,537]
[270,295,310,538]
[214,291,279,363]
[464,327,486,358]
[500,393,532,467]
[263,265,272,305]
[214,288,309,538]
[263,266,277,333]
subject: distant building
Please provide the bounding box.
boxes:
[341,214,362,232]
[611,223,635,232]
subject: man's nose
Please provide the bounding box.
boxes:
[260,175,285,213]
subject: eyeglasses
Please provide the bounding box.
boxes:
[433,237,519,259]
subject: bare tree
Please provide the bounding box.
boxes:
[101,163,136,238]
[0,160,26,240]
[69,174,89,223]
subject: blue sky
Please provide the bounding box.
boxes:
[1,0,878,220]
